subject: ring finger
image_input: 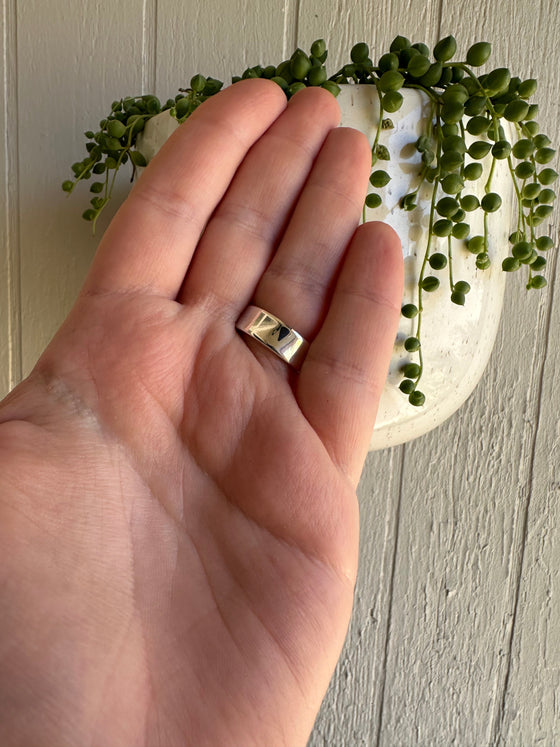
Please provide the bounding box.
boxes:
[245,125,372,370]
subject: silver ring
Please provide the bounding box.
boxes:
[235,305,309,370]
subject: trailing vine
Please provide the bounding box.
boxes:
[62,36,557,406]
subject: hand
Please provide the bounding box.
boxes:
[0,79,402,747]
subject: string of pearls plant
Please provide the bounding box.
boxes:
[62,36,557,407]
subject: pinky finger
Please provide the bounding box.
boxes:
[296,221,403,487]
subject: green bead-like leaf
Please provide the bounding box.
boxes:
[532,256,547,271]
[401,303,418,318]
[418,62,443,87]
[440,151,463,172]
[130,150,147,167]
[476,252,491,270]
[271,76,289,91]
[461,195,480,212]
[378,52,399,71]
[409,390,426,407]
[191,74,206,92]
[436,197,460,217]
[442,134,467,153]
[534,134,551,148]
[537,168,558,185]
[518,78,537,98]
[307,66,327,86]
[421,276,440,291]
[107,119,126,138]
[529,275,547,289]
[290,49,312,80]
[433,220,453,237]
[466,42,491,67]
[454,280,471,294]
[429,252,448,269]
[535,147,556,164]
[400,379,416,394]
[515,161,535,179]
[464,96,486,116]
[389,35,411,53]
[441,101,465,124]
[504,99,530,122]
[433,35,457,62]
[442,84,469,104]
[321,81,341,97]
[383,91,403,112]
[451,290,466,305]
[404,336,421,352]
[492,140,512,159]
[502,257,521,272]
[481,193,502,212]
[370,170,391,187]
[452,222,470,239]
[287,82,306,97]
[407,54,431,78]
[351,42,369,63]
[484,67,511,95]
[467,235,485,254]
[536,236,554,251]
[310,39,327,58]
[466,117,491,136]
[441,174,464,194]
[379,70,405,92]
[464,163,483,181]
[538,188,556,203]
[403,362,421,378]
[468,141,492,160]
[104,136,123,151]
[365,193,382,209]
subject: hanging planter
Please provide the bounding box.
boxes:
[62,36,557,450]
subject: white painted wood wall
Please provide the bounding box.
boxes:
[1,0,558,743]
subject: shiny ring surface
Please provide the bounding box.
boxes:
[235,305,309,371]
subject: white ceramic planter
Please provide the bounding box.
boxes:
[136,85,513,450]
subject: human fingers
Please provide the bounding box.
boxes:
[81,79,287,299]
[249,126,371,344]
[234,125,372,375]
[297,222,403,486]
[178,86,341,317]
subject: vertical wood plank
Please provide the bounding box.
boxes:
[155,0,286,105]
[301,3,447,744]
[497,228,560,745]
[16,0,146,380]
[310,447,405,746]
[297,0,441,76]
[486,0,560,741]
[375,1,560,743]
[142,0,158,95]
[0,0,21,398]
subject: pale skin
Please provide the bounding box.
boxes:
[0,79,403,746]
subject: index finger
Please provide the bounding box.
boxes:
[82,79,287,299]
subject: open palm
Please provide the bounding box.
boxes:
[0,80,402,747]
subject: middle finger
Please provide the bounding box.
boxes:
[178,87,341,316]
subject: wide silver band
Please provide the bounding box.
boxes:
[235,305,309,370]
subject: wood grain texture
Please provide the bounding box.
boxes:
[2,0,558,744]
[306,1,560,744]
[155,0,285,105]
[0,0,21,397]
[15,0,146,380]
